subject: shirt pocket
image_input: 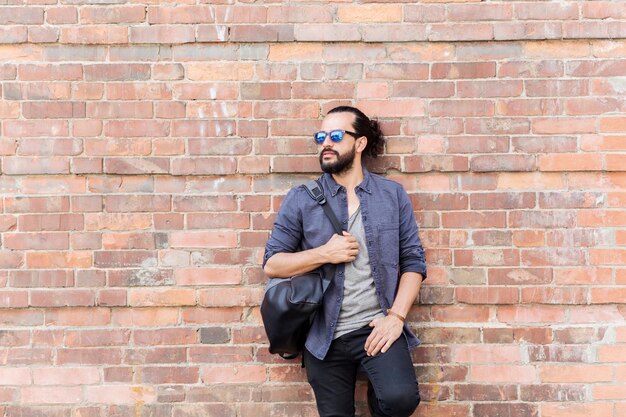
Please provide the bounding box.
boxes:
[377,223,399,266]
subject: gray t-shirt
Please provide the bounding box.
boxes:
[333,206,384,339]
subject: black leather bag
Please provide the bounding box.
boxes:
[261,180,343,359]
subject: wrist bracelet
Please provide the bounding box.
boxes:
[387,309,406,323]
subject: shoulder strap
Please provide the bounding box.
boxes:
[302,180,343,235]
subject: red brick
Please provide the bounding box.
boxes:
[202,365,266,384]
[498,305,566,323]
[526,79,589,97]
[591,287,626,304]
[129,288,196,307]
[571,97,623,118]
[522,248,587,267]
[198,288,264,307]
[579,211,626,227]
[110,308,178,327]
[21,386,83,404]
[130,26,195,44]
[105,120,169,137]
[540,365,612,383]
[512,327,553,344]
[8,270,72,288]
[104,367,133,383]
[79,211,141,231]
[498,98,563,116]
[600,116,626,133]
[513,230,545,247]
[392,81,454,98]
[442,212,506,229]
[33,367,100,385]
[554,268,612,285]
[0,309,42,326]
[45,308,110,327]
[448,4,512,21]
[524,3,580,19]
[0,7,44,24]
[432,305,490,323]
[30,290,94,307]
[5,196,68,213]
[18,64,82,81]
[472,230,512,246]
[80,6,146,23]
[428,99,494,117]
[494,21,562,41]
[181,307,242,325]
[446,136,507,154]
[457,287,519,304]
[60,26,127,44]
[471,192,535,210]
[539,192,604,209]
[471,365,536,383]
[147,5,214,24]
[403,156,464,173]
[567,59,626,77]
[47,6,77,24]
[27,251,91,270]
[499,60,564,78]
[140,367,199,384]
[475,404,539,417]
[84,385,156,404]
[521,287,588,304]
[0,290,27,308]
[429,24,493,41]
[86,101,152,119]
[466,118,530,135]
[521,384,586,402]
[4,120,69,138]
[488,268,552,285]
[564,21,626,39]
[454,384,518,401]
[547,229,609,247]
[509,211,576,229]
[174,267,241,286]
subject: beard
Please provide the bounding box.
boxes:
[319,144,356,175]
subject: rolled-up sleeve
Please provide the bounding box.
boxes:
[397,188,427,280]
[262,188,302,270]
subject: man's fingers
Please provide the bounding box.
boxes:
[380,340,393,354]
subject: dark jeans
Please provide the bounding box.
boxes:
[303,325,420,417]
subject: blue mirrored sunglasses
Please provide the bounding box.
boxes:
[313,130,359,144]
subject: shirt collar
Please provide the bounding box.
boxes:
[322,166,372,196]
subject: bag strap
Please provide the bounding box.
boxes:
[302,180,343,235]
[301,179,343,294]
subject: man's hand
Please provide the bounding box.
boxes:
[364,315,403,356]
[323,231,359,264]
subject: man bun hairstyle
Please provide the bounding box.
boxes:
[327,106,385,159]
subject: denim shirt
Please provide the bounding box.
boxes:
[263,168,427,360]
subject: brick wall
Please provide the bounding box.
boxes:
[1,1,625,416]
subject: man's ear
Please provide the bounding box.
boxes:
[357,136,367,153]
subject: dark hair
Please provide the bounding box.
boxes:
[327,106,385,159]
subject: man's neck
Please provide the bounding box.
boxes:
[331,163,364,192]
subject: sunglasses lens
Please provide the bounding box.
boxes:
[330,130,343,142]
[314,132,326,144]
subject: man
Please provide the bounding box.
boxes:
[263,106,427,417]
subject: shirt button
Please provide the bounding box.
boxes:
[363,216,367,220]
[331,322,335,327]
